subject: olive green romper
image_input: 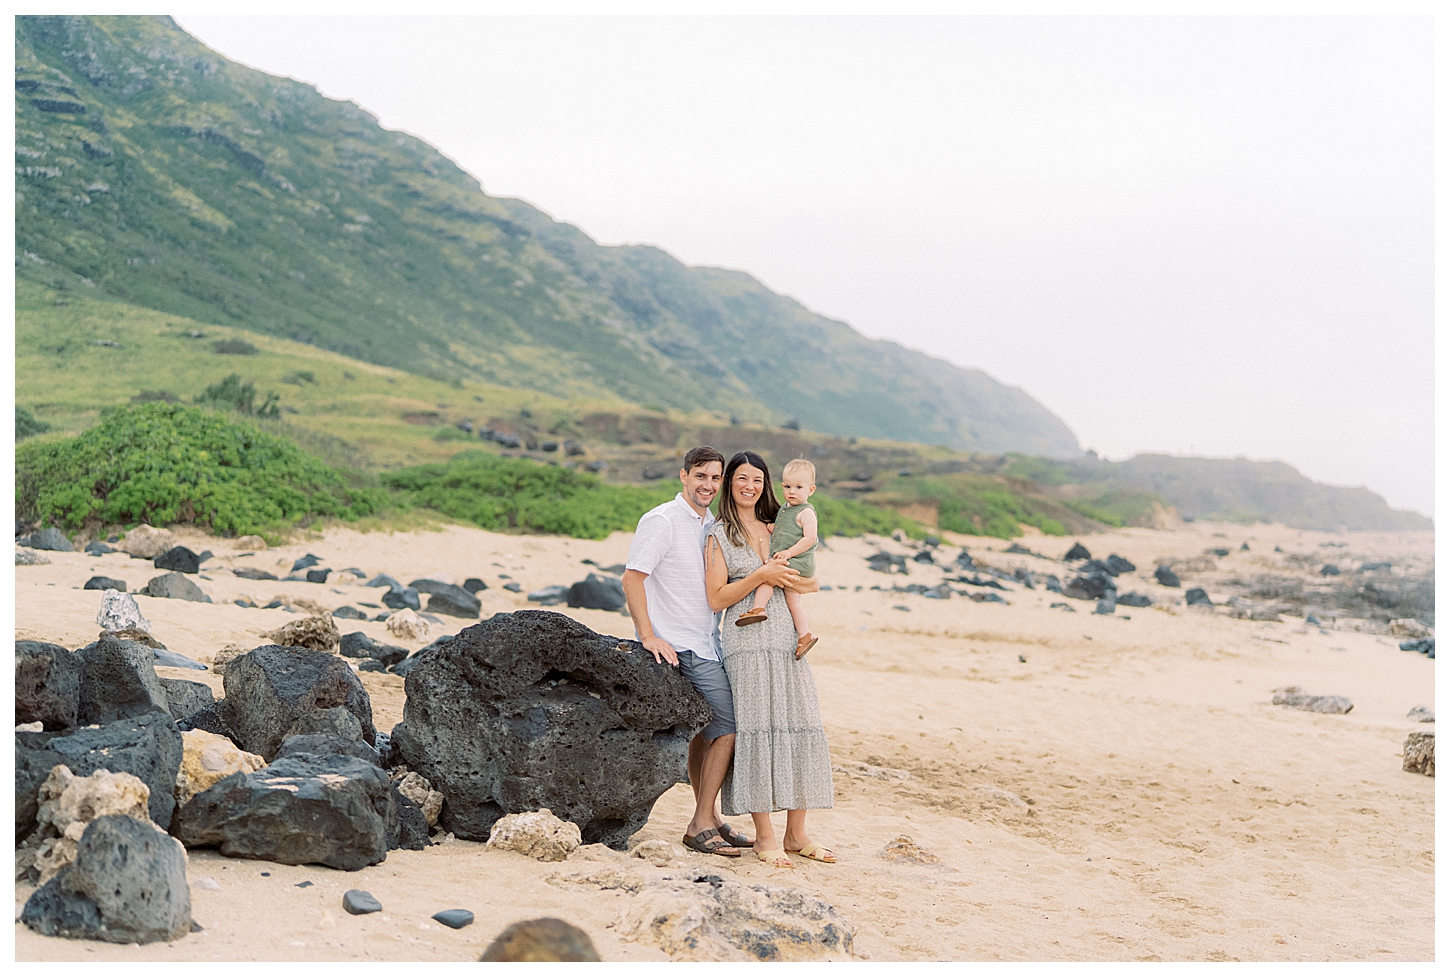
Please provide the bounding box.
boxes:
[770,502,816,577]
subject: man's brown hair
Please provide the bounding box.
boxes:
[682,445,726,473]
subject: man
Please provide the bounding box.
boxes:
[623,445,800,857]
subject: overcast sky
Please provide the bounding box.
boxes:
[178,15,1434,517]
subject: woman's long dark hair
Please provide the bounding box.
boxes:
[717,451,781,547]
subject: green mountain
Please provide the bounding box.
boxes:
[14,14,1081,459]
[1002,454,1432,532]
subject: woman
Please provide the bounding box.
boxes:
[704,451,836,868]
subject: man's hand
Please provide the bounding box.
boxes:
[642,635,679,666]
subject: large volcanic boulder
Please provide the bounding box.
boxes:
[17,712,184,830]
[21,815,193,944]
[16,641,82,731]
[390,610,713,848]
[220,645,375,761]
[75,636,170,727]
[159,678,214,722]
[172,754,393,870]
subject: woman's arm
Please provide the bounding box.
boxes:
[705,535,799,612]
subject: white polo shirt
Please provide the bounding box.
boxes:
[626,494,721,661]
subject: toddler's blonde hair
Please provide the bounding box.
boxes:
[782,458,816,483]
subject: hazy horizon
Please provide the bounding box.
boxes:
[178,14,1434,517]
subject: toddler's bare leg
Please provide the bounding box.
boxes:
[784,588,808,636]
[752,582,774,612]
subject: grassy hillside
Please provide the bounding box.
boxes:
[14,14,1081,458]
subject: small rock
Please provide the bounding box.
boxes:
[365,574,402,589]
[567,573,626,611]
[1306,613,1322,626]
[386,608,430,641]
[527,585,569,605]
[292,554,322,573]
[332,606,367,620]
[119,525,176,560]
[232,567,278,581]
[1320,564,1341,576]
[96,589,152,633]
[343,890,382,915]
[176,728,266,805]
[24,527,74,552]
[433,909,474,929]
[486,809,583,862]
[305,568,331,583]
[154,546,201,574]
[396,771,445,827]
[1154,565,1181,587]
[1407,706,1434,723]
[382,586,422,611]
[160,678,215,721]
[84,541,115,556]
[141,572,207,602]
[1104,554,1136,575]
[630,838,686,867]
[1402,732,1434,776]
[481,918,600,962]
[1064,542,1091,562]
[1093,596,1117,615]
[233,536,268,550]
[16,548,51,565]
[503,582,523,593]
[1271,687,1353,714]
[463,578,488,593]
[1117,591,1153,608]
[262,615,340,652]
[1184,588,1212,607]
[878,834,940,864]
[1049,602,1076,612]
[21,814,193,944]
[193,877,221,891]
[84,576,128,592]
[425,583,482,618]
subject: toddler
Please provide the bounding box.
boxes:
[737,458,820,659]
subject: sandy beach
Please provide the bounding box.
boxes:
[14,519,1435,961]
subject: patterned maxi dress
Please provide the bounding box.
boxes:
[709,522,835,816]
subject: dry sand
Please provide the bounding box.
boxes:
[13,519,1435,961]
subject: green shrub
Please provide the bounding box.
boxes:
[1064,498,1125,527]
[197,373,280,418]
[876,473,1073,540]
[15,402,387,537]
[213,339,259,355]
[131,390,180,404]
[384,451,675,539]
[16,406,50,441]
[810,493,926,539]
[432,426,474,442]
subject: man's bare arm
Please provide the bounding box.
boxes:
[621,569,678,665]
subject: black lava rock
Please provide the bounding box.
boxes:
[232,567,278,581]
[159,678,214,722]
[566,573,626,611]
[16,736,68,841]
[912,549,935,564]
[343,890,382,914]
[365,574,401,589]
[1210,548,1231,558]
[174,707,243,749]
[1064,542,1091,562]
[75,636,171,726]
[357,659,386,673]
[154,546,201,574]
[1154,565,1181,587]
[1062,576,1107,601]
[24,527,74,552]
[21,814,192,944]
[1117,591,1154,608]
[409,579,450,594]
[84,576,128,592]
[174,754,393,871]
[18,712,183,829]
[1013,568,1035,589]
[140,572,207,602]
[306,568,331,583]
[388,785,428,851]
[503,582,523,593]
[286,705,365,743]
[219,645,375,761]
[463,578,488,593]
[433,909,474,929]
[390,610,712,848]
[84,541,115,556]
[292,554,322,572]
[389,655,423,677]
[1043,574,1063,594]
[1104,554,1136,575]
[425,583,482,619]
[17,640,82,731]
[1320,564,1341,576]
[339,632,408,667]
[332,606,367,620]
[382,586,421,611]
[1185,588,1213,606]
[1306,613,1322,626]
[275,733,382,767]
[1094,595,1117,615]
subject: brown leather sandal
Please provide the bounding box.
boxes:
[735,608,768,626]
[795,633,818,659]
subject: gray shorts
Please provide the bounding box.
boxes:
[678,649,736,741]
